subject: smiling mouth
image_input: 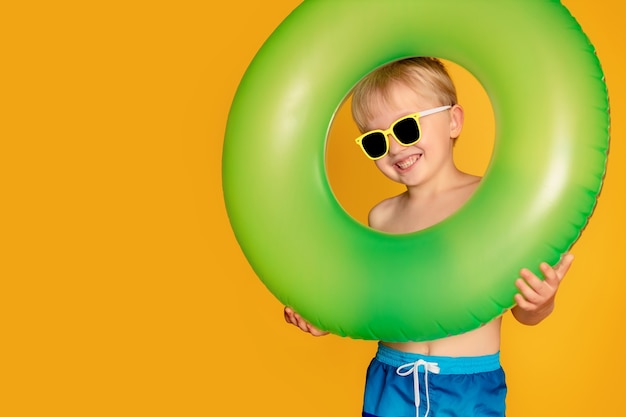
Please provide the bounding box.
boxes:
[395,154,420,170]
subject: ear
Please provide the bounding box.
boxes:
[449,104,464,139]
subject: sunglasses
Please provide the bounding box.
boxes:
[355,105,452,160]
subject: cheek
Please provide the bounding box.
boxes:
[374,159,396,178]
[420,125,452,149]
[374,159,400,181]
[374,159,386,170]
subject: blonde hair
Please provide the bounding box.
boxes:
[351,57,458,133]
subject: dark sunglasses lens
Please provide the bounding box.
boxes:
[361,132,387,158]
[393,118,419,144]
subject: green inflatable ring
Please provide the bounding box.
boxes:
[223,0,609,341]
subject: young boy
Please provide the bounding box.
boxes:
[284,57,574,417]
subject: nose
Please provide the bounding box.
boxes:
[387,133,404,155]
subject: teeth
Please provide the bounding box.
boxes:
[396,155,419,169]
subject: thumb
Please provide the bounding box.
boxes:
[554,253,574,280]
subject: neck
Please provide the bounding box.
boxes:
[404,165,467,200]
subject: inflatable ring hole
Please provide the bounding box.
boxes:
[325,59,495,227]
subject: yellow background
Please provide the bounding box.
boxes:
[2,1,624,415]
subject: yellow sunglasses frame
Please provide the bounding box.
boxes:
[355,105,452,160]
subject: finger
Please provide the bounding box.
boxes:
[514,292,536,311]
[284,307,295,324]
[285,308,304,328]
[514,292,528,308]
[554,252,574,280]
[539,262,560,288]
[519,268,547,293]
[307,323,329,337]
[521,265,560,298]
[294,313,310,333]
[515,277,542,304]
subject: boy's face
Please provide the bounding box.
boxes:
[362,82,462,188]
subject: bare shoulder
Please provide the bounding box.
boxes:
[367,193,404,230]
[444,173,482,211]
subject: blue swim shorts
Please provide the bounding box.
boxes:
[362,343,507,417]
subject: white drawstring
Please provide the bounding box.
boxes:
[396,359,441,417]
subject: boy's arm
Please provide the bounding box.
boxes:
[511,253,574,326]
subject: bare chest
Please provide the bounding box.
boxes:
[383,199,462,234]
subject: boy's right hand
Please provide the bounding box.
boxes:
[283,307,329,336]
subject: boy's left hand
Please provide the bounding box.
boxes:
[511,253,574,325]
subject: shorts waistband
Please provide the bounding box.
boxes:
[375,343,501,375]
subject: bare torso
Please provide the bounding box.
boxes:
[382,317,502,356]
